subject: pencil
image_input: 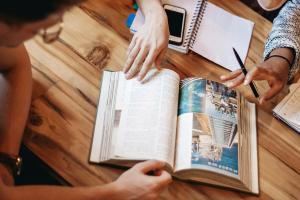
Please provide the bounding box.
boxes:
[233,48,259,98]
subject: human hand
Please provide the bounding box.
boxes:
[124,2,169,81]
[110,160,172,200]
[220,56,290,104]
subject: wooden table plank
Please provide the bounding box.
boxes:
[24,1,300,199]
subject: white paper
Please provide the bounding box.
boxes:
[191,2,254,71]
[114,69,180,166]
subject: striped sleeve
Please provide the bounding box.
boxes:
[263,0,300,81]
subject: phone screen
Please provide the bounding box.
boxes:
[165,9,184,37]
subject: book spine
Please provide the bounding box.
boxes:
[188,0,208,49]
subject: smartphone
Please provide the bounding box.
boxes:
[163,4,186,45]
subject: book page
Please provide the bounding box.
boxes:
[175,78,239,179]
[190,2,254,71]
[114,69,180,167]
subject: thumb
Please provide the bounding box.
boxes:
[150,170,172,186]
[260,83,284,103]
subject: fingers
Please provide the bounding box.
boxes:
[134,160,166,174]
[135,160,172,187]
[221,67,273,89]
[220,70,245,88]
[243,67,270,85]
[137,46,167,81]
[224,73,245,88]
[125,29,168,81]
[125,44,149,79]
[124,39,142,74]
[151,170,172,186]
[137,49,159,81]
[220,69,242,81]
[127,35,137,56]
[260,83,284,104]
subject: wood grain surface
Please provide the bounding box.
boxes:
[23,0,300,199]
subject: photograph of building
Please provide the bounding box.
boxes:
[191,113,239,175]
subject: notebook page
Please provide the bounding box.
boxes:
[190,2,254,71]
[273,84,300,127]
[130,0,202,53]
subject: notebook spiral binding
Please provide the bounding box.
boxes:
[183,0,208,49]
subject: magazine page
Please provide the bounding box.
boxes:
[113,69,180,167]
[175,78,239,178]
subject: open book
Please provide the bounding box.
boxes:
[130,0,254,71]
[90,69,258,194]
[273,83,300,133]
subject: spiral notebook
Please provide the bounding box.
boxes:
[130,0,254,71]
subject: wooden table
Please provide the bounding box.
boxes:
[24,0,300,199]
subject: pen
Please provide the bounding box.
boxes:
[232,48,259,98]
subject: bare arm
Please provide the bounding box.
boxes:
[0,45,32,157]
[0,174,113,200]
[0,45,171,200]
[0,44,33,185]
[263,0,300,81]
[0,154,170,200]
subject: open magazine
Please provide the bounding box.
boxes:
[90,69,258,194]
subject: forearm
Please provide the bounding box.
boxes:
[0,45,32,156]
[136,0,165,18]
[269,47,295,65]
[0,178,117,200]
[264,0,300,80]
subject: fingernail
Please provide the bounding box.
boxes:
[244,79,249,85]
[220,75,225,80]
[259,99,264,104]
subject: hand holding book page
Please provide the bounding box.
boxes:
[113,69,180,167]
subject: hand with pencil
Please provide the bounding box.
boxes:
[220,48,294,104]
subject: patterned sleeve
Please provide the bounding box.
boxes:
[263,0,300,81]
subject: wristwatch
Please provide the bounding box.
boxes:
[0,152,22,177]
